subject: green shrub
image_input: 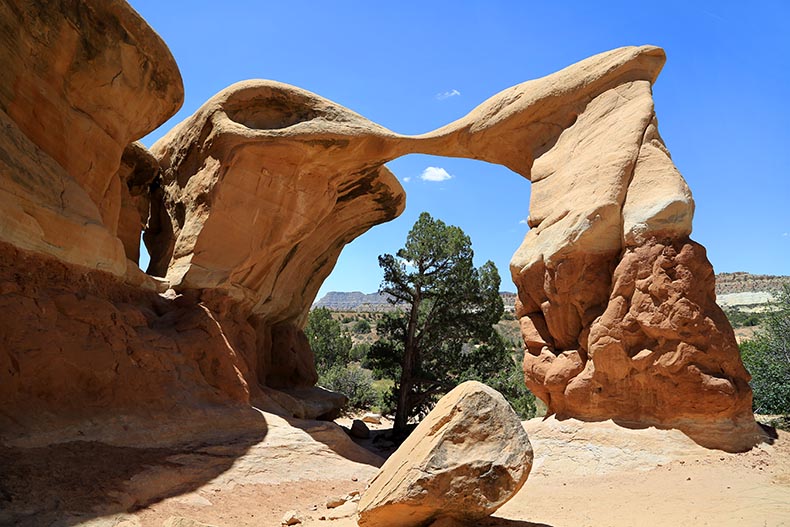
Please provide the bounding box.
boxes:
[352,318,371,334]
[740,285,790,414]
[371,378,395,415]
[319,363,376,410]
[350,342,370,362]
[305,307,352,371]
[458,342,537,420]
[725,307,766,328]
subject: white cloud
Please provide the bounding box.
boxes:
[420,166,453,182]
[519,218,529,225]
[403,176,411,183]
[783,232,788,237]
[436,89,461,100]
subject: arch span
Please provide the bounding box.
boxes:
[147,45,757,451]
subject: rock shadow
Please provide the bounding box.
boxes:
[549,414,773,453]
[481,518,554,527]
[611,417,772,453]
[758,422,780,442]
[283,416,385,468]
[0,411,268,527]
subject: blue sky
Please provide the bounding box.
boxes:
[130,1,790,297]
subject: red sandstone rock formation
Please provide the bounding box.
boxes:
[0,241,262,445]
[496,55,757,451]
[146,80,406,390]
[0,0,182,277]
[0,0,758,452]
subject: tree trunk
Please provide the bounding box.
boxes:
[394,290,421,433]
[394,358,412,433]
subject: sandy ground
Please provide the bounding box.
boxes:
[496,418,790,527]
[1,413,788,526]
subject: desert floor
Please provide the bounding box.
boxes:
[2,413,788,527]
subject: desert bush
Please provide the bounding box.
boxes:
[725,307,765,328]
[319,363,376,410]
[740,285,790,414]
[352,318,371,334]
[305,307,352,371]
[350,342,370,363]
[456,337,537,420]
[371,378,395,415]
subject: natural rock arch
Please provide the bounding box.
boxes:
[0,0,757,453]
[145,45,755,450]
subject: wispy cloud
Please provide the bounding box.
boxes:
[436,89,461,100]
[519,219,529,225]
[700,8,726,22]
[783,232,788,237]
[402,176,411,183]
[421,166,452,182]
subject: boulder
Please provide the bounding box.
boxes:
[324,500,358,520]
[326,496,347,509]
[0,0,182,276]
[357,381,533,527]
[350,419,371,439]
[262,386,347,420]
[280,510,302,525]
[362,412,382,424]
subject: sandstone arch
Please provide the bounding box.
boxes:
[0,0,758,453]
[145,45,756,450]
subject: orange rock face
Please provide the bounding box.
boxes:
[0,0,182,277]
[532,237,758,449]
[0,241,261,446]
[565,239,753,430]
[145,80,406,387]
[507,67,757,451]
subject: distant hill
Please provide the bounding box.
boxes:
[715,272,788,295]
[314,291,518,312]
[315,273,788,313]
[313,291,395,312]
[716,272,788,311]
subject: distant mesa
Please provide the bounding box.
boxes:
[715,272,789,310]
[715,272,789,295]
[314,291,396,311]
[314,291,518,312]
